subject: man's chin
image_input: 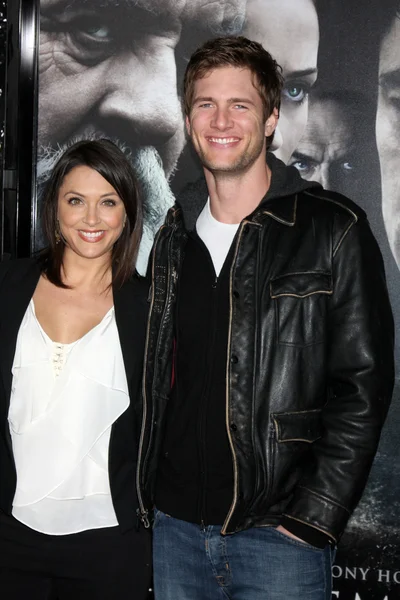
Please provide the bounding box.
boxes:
[202,158,258,177]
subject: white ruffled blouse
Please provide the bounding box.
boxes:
[8,300,129,535]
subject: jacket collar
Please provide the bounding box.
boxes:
[175,153,320,231]
[253,194,298,227]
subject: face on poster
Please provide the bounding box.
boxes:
[38,0,247,271]
[244,0,319,164]
[289,93,365,199]
[377,9,400,270]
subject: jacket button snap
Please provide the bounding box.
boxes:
[230,423,238,431]
[233,290,240,299]
[231,355,238,364]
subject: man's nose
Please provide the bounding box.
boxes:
[97,50,182,147]
[211,106,232,130]
[318,164,330,190]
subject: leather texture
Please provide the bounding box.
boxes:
[137,180,394,543]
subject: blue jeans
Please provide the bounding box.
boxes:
[153,510,335,600]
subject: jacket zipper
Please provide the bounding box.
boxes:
[221,223,246,535]
[136,226,166,529]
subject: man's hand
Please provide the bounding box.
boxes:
[276,525,308,544]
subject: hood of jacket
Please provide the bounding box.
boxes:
[176,152,322,232]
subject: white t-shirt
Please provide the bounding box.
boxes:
[196,199,240,276]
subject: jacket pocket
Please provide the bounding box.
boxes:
[272,409,323,443]
[270,271,332,347]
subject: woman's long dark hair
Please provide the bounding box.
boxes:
[39,139,143,289]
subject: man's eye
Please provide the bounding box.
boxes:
[41,12,118,66]
[291,160,314,176]
[234,104,247,110]
[341,161,355,175]
[72,19,113,45]
[68,17,115,55]
[282,83,308,104]
[84,24,112,40]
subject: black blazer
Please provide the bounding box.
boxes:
[0,258,149,533]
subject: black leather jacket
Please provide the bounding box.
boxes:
[137,157,394,542]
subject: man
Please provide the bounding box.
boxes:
[376,2,400,270]
[137,36,394,599]
[289,91,368,200]
[38,0,246,272]
[244,0,319,164]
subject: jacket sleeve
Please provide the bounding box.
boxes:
[283,215,395,542]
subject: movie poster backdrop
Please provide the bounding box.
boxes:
[38,2,400,598]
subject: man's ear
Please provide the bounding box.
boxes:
[185,115,191,136]
[265,108,279,137]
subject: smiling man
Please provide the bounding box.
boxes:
[136,36,394,600]
[38,0,246,272]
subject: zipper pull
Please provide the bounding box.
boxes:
[136,508,151,529]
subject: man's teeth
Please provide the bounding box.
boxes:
[80,231,104,238]
[209,137,238,144]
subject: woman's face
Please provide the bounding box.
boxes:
[57,165,126,263]
[244,0,319,164]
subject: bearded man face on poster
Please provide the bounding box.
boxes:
[38,0,247,272]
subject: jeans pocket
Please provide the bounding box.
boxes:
[152,508,161,529]
[272,527,325,552]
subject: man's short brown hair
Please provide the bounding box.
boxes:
[183,36,284,121]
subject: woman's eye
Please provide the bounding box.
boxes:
[282,83,308,104]
[68,197,83,205]
[102,199,117,207]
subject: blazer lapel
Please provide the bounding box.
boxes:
[113,276,149,389]
[0,261,41,408]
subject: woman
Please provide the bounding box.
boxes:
[0,139,151,599]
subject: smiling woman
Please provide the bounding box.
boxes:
[40,139,142,289]
[0,140,151,599]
